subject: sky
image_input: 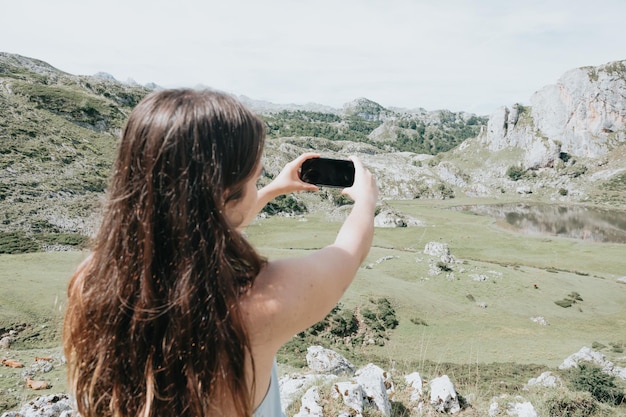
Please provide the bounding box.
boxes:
[2,0,625,115]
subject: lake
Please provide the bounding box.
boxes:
[453,203,626,243]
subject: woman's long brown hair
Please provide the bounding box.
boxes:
[63,89,266,417]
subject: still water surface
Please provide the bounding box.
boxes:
[454,203,626,244]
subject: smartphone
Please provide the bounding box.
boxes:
[299,157,355,188]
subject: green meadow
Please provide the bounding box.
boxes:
[248,198,626,367]
[1,198,625,413]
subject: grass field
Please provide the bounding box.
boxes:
[1,199,625,413]
[248,198,626,367]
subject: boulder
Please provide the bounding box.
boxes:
[506,401,539,417]
[423,241,455,264]
[526,371,560,388]
[294,386,324,417]
[530,316,549,326]
[559,346,626,379]
[559,346,612,371]
[429,375,460,414]
[332,381,366,415]
[404,372,423,403]
[305,345,355,376]
[0,336,12,349]
[374,207,423,228]
[355,364,392,417]
[279,373,337,413]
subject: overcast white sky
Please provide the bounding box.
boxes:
[2,0,625,114]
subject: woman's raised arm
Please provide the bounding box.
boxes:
[242,156,378,351]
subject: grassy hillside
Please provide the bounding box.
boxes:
[0,53,152,252]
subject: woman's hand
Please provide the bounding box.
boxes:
[237,153,321,230]
[268,152,321,195]
[341,156,378,208]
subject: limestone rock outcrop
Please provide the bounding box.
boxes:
[478,60,626,170]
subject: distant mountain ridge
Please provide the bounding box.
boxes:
[1,52,625,253]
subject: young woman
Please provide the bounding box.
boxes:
[63,89,378,417]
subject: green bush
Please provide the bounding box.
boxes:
[544,389,598,417]
[410,317,428,326]
[0,231,40,254]
[436,183,455,199]
[555,299,574,308]
[567,364,625,405]
[364,297,399,330]
[262,194,307,215]
[556,291,585,308]
[436,261,453,272]
[592,341,607,350]
[40,233,89,247]
[506,165,525,181]
[329,309,358,337]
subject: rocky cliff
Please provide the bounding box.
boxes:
[478,60,626,168]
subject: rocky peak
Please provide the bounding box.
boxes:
[0,52,66,78]
[342,97,393,121]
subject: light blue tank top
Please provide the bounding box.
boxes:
[252,360,285,417]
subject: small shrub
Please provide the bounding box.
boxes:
[592,341,607,350]
[556,291,584,308]
[506,165,525,181]
[544,389,598,417]
[329,309,358,337]
[569,292,584,302]
[262,194,307,215]
[436,183,455,199]
[0,231,40,254]
[555,299,574,308]
[40,233,89,247]
[567,364,626,405]
[559,188,569,196]
[436,261,452,272]
[410,317,428,326]
[563,164,589,178]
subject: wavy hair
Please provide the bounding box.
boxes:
[63,89,266,417]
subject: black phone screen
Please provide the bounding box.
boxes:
[299,158,355,188]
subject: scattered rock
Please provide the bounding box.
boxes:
[0,337,12,349]
[530,316,549,326]
[0,394,72,417]
[506,401,539,417]
[559,346,626,380]
[293,386,324,417]
[332,381,365,415]
[525,371,560,388]
[429,375,460,414]
[279,373,337,413]
[404,372,423,404]
[305,345,355,376]
[374,207,423,228]
[355,363,392,416]
[470,274,489,282]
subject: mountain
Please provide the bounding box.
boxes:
[0,52,153,252]
[1,52,625,254]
